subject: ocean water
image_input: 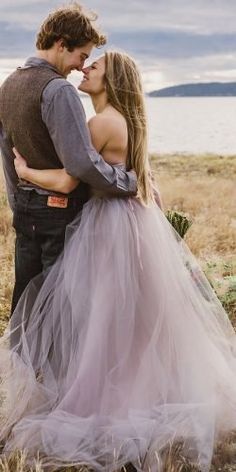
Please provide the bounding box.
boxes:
[81,96,236,155]
[0,55,235,156]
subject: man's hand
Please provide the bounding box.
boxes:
[13,147,28,179]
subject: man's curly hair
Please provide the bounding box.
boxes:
[36,3,107,51]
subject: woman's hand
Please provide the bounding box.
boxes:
[12,147,79,193]
[13,147,28,179]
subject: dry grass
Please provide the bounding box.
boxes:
[152,153,236,323]
[0,167,13,335]
[0,155,236,471]
[152,153,236,258]
[1,439,236,472]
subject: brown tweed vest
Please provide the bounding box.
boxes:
[0,66,64,170]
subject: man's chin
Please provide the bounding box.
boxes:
[69,67,80,75]
[64,68,75,77]
[59,70,68,78]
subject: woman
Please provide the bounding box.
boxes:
[1,51,236,472]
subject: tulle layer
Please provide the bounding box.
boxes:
[0,197,236,471]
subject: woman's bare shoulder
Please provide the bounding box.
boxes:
[89,108,125,127]
[89,110,127,141]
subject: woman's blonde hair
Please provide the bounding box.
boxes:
[104,51,154,205]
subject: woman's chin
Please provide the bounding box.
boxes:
[78,83,90,94]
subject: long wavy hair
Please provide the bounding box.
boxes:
[104,51,154,205]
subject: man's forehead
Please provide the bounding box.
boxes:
[83,42,94,52]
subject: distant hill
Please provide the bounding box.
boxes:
[149,82,236,97]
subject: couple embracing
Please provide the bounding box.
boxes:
[1,3,236,472]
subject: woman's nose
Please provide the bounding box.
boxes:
[82,66,89,74]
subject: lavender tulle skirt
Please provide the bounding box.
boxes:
[0,196,236,471]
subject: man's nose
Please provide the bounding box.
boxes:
[76,62,84,72]
[82,66,89,74]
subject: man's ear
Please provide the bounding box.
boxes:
[56,39,65,51]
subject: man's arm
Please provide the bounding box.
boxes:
[0,123,18,211]
[42,81,137,196]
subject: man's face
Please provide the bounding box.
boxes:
[57,41,94,77]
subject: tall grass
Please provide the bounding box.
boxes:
[152,154,236,323]
[0,166,13,335]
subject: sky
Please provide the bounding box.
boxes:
[0,0,236,91]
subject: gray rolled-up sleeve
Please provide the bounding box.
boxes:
[0,122,18,211]
[42,81,137,196]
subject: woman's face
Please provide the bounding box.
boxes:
[78,56,106,95]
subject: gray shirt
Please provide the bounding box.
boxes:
[0,57,137,210]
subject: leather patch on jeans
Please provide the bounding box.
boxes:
[47,196,68,208]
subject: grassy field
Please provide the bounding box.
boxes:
[152,153,236,324]
[0,154,236,471]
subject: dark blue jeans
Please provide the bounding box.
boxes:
[11,188,85,314]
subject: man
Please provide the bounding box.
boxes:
[0,3,137,314]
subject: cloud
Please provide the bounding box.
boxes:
[108,30,236,60]
[0,0,236,90]
[0,22,35,57]
[142,52,236,89]
[79,0,236,35]
[0,1,59,29]
[1,0,236,34]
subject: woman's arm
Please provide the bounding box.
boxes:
[149,170,164,211]
[13,148,79,194]
[87,116,109,152]
[153,186,164,210]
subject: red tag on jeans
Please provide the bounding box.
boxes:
[47,196,68,208]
